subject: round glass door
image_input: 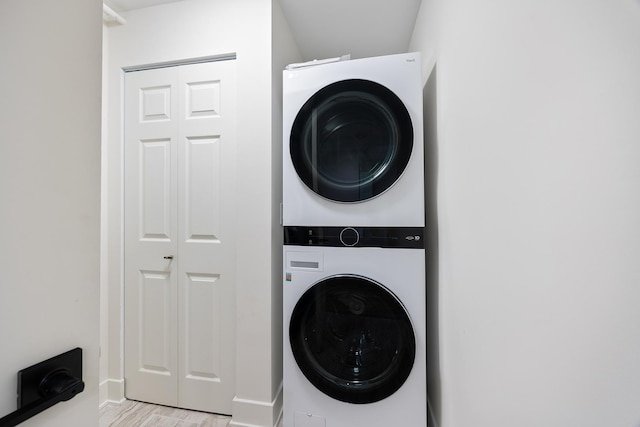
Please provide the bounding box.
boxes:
[290,79,413,202]
[289,275,415,404]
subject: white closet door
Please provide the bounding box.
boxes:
[176,60,237,413]
[124,60,237,414]
[124,66,180,407]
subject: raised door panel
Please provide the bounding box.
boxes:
[183,136,221,242]
[139,138,173,240]
[139,270,173,375]
[183,273,222,381]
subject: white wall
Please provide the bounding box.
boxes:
[103,1,300,425]
[0,0,102,426]
[100,21,111,408]
[271,0,304,405]
[411,1,640,426]
[408,2,442,425]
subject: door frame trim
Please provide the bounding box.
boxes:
[122,52,237,73]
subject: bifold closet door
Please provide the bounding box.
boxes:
[124,60,237,414]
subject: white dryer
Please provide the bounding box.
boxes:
[282,53,424,227]
[283,226,426,427]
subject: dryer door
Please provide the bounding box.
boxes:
[290,79,413,202]
[289,275,416,404]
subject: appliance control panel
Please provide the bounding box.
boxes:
[284,226,424,249]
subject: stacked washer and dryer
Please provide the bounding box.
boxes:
[282,53,426,427]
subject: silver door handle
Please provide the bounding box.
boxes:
[163,256,174,260]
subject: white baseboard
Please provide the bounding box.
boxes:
[99,378,126,408]
[99,379,109,407]
[229,383,283,427]
[99,378,285,427]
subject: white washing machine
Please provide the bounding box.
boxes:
[283,226,426,427]
[282,52,424,227]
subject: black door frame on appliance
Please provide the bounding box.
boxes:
[290,79,413,203]
[289,274,416,404]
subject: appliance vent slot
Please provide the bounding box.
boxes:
[290,261,319,269]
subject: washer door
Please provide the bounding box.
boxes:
[289,275,415,404]
[290,79,413,202]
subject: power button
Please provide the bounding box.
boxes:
[339,227,359,247]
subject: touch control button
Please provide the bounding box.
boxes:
[339,227,359,247]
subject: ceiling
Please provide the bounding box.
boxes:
[104,0,422,61]
[278,0,421,60]
[105,0,184,12]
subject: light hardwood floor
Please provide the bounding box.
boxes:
[99,400,231,427]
